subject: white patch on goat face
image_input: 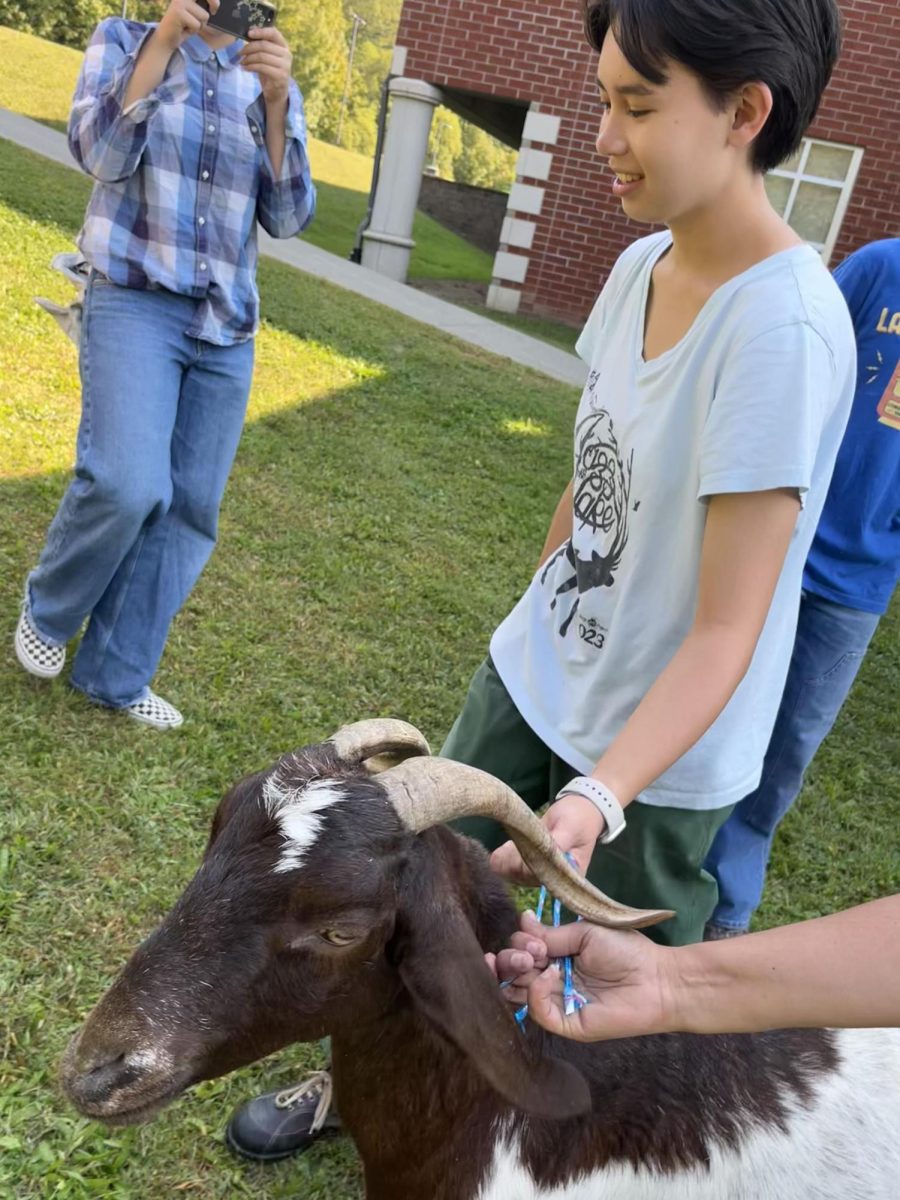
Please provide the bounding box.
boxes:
[263,775,350,874]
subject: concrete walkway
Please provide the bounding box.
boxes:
[0,108,587,388]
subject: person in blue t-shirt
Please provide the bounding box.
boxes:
[705,237,900,938]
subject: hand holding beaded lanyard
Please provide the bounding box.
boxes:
[504,779,627,1025]
[508,852,589,1026]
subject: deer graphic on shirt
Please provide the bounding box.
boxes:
[541,403,634,641]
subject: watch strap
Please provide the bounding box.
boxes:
[555,776,626,845]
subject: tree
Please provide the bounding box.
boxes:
[262,0,348,140]
[337,39,386,154]
[426,108,462,181]
[341,0,400,49]
[334,0,399,154]
[452,122,517,192]
[0,0,111,48]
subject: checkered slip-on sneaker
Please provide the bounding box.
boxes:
[125,691,184,730]
[15,605,66,678]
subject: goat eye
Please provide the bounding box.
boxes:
[320,929,357,947]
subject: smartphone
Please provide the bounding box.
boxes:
[197,0,276,40]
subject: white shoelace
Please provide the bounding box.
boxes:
[274,1069,334,1134]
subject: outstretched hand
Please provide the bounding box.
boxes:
[487,911,674,1042]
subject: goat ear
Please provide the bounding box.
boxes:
[393,852,591,1120]
[205,771,267,853]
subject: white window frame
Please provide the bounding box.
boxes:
[766,137,864,264]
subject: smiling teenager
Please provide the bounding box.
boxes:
[449,0,853,939]
[226,0,856,1166]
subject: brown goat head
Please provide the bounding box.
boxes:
[60,739,590,1128]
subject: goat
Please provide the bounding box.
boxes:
[61,720,900,1199]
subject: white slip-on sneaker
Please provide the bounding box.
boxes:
[15,604,66,678]
[125,690,184,730]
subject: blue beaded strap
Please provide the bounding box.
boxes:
[512,853,589,1028]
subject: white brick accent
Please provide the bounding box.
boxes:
[500,216,536,251]
[516,147,553,182]
[508,182,544,216]
[493,250,530,285]
[391,45,408,75]
[487,284,522,314]
[523,110,561,146]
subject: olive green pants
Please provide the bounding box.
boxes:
[441,658,734,947]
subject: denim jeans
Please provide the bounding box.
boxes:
[705,590,881,932]
[27,276,254,707]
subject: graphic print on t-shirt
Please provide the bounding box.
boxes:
[541,381,634,643]
[876,355,900,431]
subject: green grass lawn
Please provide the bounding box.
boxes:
[463,304,579,353]
[1,65,899,1200]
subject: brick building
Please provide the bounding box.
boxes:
[360,0,900,325]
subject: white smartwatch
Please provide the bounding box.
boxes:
[556,776,627,845]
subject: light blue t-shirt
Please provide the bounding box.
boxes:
[490,232,856,810]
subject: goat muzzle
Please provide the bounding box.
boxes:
[60,1027,189,1125]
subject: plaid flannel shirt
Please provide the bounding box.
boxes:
[68,18,316,345]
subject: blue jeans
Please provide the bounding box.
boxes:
[705,590,881,931]
[28,277,254,707]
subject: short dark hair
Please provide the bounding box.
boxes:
[581,0,842,172]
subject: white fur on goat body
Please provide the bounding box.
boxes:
[477,1027,900,1200]
[263,774,351,874]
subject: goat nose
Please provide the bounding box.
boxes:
[62,1032,162,1110]
[73,1053,132,1104]
[69,1048,156,1106]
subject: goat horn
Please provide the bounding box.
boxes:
[328,718,431,769]
[378,757,673,930]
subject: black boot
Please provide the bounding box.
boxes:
[225,1069,343,1162]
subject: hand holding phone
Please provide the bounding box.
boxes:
[157,0,220,50]
[239,19,292,104]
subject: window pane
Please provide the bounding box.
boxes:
[805,143,854,181]
[790,182,841,243]
[765,173,792,215]
[779,146,804,172]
